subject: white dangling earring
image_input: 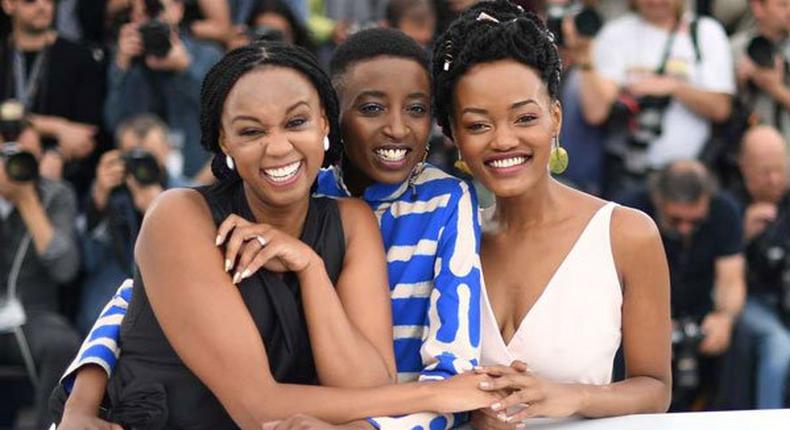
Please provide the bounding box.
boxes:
[323,136,330,151]
[225,154,235,171]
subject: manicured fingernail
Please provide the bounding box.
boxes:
[233,272,242,284]
[473,366,484,372]
[479,381,491,389]
[497,413,507,422]
[516,424,526,430]
[241,269,251,280]
[491,402,502,411]
[215,234,223,246]
[225,259,232,272]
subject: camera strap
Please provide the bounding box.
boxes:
[12,45,50,110]
[655,19,682,76]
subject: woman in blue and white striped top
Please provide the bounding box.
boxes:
[57,29,490,429]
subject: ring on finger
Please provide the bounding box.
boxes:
[255,235,267,247]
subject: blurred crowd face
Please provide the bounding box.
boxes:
[339,57,431,186]
[253,12,295,44]
[451,60,561,199]
[656,196,710,240]
[740,127,788,204]
[397,9,436,47]
[3,0,55,33]
[752,0,790,38]
[118,127,170,167]
[634,0,682,25]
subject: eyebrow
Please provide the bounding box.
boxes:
[230,100,311,124]
[461,99,538,115]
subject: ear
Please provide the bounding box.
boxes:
[551,99,563,137]
[320,111,330,138]
[218,129,229,155]
[1,0,15,15]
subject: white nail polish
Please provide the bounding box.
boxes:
[225,259,232,272]
[491,402,502,411]
[215,234,223,246]
[241,269,251,280]
[233,272,242,284]
[497,413,507,422]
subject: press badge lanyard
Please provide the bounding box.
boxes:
[12,46,49,109]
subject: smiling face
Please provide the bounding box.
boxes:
[451,60,561,198]
[338,56,431,186]
[219,66,328,208]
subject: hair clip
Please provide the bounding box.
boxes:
[476,12,501,24]
[442,40,454,72]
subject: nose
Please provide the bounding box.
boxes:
[490,124,519,151]
[264,131,296,159]
[383,110,409,141]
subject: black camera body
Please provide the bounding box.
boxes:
[672,317,705,391]
[545,3,603,47]
[747,35,777,69]
[139,19,172,58]
[122,148,162,186]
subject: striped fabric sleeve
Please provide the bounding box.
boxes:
[369,183,483,430]
[60,278,133,392]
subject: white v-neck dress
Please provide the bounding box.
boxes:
[480,202,622,385]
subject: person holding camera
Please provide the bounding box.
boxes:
[0,100,81,429]
[0,0,105,199]
[621,160,746,410]
[77,114,189,335]
[104,0,222,179]
[731,0,790,143]
[735,125,790,409]
[569,0,735,199]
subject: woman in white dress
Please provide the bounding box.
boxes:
[431,1,672,427]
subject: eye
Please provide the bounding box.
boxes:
[407,104,428,116]
[286,117,308,128]
[516,114,538,124]
[239,128,263,137]
[359,103,385,115]
[466,122,490,133]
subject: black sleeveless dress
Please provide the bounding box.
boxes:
[104,179,346,429]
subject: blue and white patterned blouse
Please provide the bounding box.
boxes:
[62,164,483,430]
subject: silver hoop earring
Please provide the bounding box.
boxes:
[225,154,235,171]
[323,136,330,152]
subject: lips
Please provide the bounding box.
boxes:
[261,160,302,184]
[373,145,412,170]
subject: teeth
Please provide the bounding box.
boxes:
[376,148,408,161]
[263,161,300,182]
[489,157,527,169]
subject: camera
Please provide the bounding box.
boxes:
[247,25,285,43]
[0,100,37,183]
[139,19,172,58]
[122,148,162,186]
[747,202,790,319]
[629,96,672,148]
[672,317,704,390]
[545,2,603,47]
[747,35,776,69]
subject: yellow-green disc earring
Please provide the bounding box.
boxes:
[454,151,472,175]
[549,136,568,175]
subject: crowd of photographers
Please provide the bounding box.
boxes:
[0,0,790,427]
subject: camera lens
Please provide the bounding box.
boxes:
[574,7,603,38]
[123,148,162,186]
[747,35,776,68]
[2,148,38,182]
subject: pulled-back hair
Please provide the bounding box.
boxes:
[201,41,341,180]
[432,0,562,138]
[329,27,431,95]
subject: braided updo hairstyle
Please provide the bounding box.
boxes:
[202,41,342,181]
[432,0,562,139]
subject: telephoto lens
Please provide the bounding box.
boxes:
[0,100,38,182]
[123,148,162,186]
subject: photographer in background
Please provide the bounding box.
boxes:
[77,114,189,335]
[622,160,746,410]
[0,0,105,199]
[0,100,80,429]
[736,125,790,409]
[104,0,221,180]
[227,0,315,51]
[570,0,734,199]
[732,0,790,144]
